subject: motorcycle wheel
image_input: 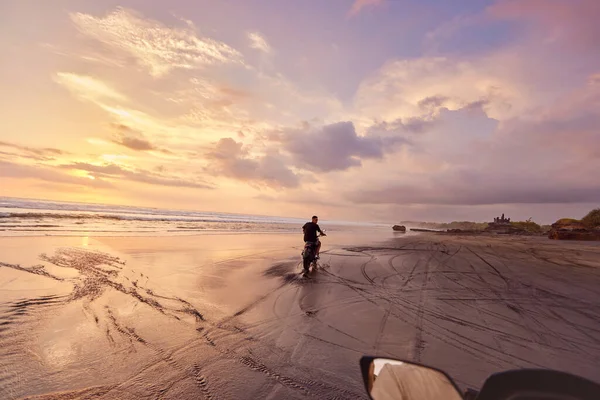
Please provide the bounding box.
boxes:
[302,249,312,272]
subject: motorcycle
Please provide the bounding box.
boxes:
[302,232,325,275]
[360,356,600,400]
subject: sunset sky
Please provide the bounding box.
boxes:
[1,0,599,223]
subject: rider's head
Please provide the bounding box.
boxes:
[312,216,318,223]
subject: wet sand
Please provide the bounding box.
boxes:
[1,233,600,399]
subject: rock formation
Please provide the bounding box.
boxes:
[548,219,600,241]
[392,225,406,232]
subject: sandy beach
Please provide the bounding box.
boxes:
[1,232,600,399]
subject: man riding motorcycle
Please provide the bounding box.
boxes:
[302,215,326,260]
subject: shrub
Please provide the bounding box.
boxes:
[511,220,542,233]
[439,221,488,231]
[400,221,487,230]
[554,218,581,225]
[581,208,600,228]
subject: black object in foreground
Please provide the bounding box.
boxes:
[360,356,600,400]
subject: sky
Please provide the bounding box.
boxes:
[1,0,599,223]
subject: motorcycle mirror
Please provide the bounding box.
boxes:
[360,356,463,400]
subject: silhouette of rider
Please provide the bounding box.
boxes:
[302,216,326,259]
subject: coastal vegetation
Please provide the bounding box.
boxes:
[581,208,600,228]
[397,208,599,240]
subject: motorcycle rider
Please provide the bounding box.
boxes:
[302,215,326,259]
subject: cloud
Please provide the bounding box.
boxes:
[354,57,521,122]
[366,115,436,136]
[41,42,126,68]
[0,161,112,188]
[161,78,254,127]
[54,72,127,102]
[418,96,450,110]
[206,138,299,189]
[70,7,243,77]
[247,32,271,53]
[348,0,385,17]
[111,124,157,151]
[273,121,408,172]
[65,162,125,176]
[0,141,66,161]
[61,162,213,190]
[114,135,154,151]
[344,85,600,207]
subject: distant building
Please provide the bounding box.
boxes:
[491,213,511,225]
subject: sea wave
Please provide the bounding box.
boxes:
[0,198,305,224]
[0,197,386,236]
[0,212,288,224]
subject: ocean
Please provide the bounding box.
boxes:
[0,197,386,236]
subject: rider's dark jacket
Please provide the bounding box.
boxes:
[302,222,323,242]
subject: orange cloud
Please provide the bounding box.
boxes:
[0,160,113,189]
[54,72,127,102]
[70,8,244,77]
[60,162,213,190]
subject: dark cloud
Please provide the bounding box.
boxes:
[115,135,155,151]
[0,150,28,162]
[367,116,435,136]
[110,124,172,154]
[462,99,490,111]
[418,95,449,109]
[0,140,67,161]
[60,162,213,190]
[66,162,125,175]
[275,121,408,172]
[206,138,299,189]
[368,100,491,139]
